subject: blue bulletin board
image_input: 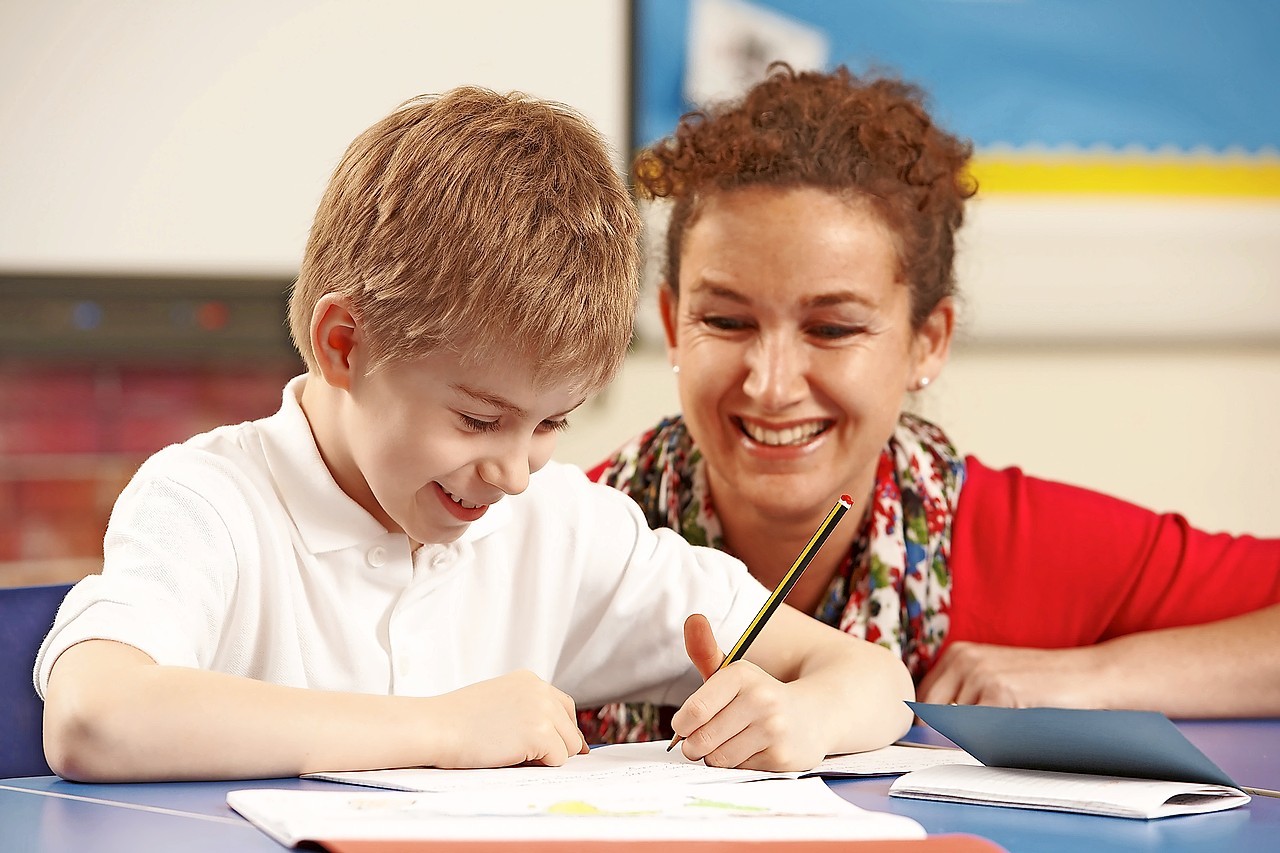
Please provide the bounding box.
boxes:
[632,0,1280,196]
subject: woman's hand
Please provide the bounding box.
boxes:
[921,605,1280,717]
[917,641,1102,709]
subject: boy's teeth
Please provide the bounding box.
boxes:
[445,489,483,509]
[742,420,824,447]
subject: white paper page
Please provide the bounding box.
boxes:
[890,764,1251,819]
[812,744,982,777]
[305,741,798,793]
[228,778,926,845]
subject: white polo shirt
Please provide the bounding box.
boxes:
[35,378,770,709]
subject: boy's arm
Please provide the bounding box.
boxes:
[669,606,914,771]
[43,639,587,782]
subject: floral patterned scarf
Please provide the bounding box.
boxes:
[578,412,966,744]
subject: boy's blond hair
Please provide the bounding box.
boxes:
[289,87,640,394]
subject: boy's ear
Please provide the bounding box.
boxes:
[310,293,361,391]
[657,284,679,364]
[910,296,955,389]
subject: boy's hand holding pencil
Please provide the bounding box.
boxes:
[668,495,855,771]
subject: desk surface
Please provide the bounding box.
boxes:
[2,720,1277,853]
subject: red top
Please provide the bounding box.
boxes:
[948,456,1280,649]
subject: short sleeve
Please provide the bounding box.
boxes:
[948,456,1280,648]
[35,457,239,696]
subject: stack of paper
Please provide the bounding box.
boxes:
[888,703,1252,819]
[890,764,1249,819]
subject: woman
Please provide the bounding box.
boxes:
[579,64,1280,744]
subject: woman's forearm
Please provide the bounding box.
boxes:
[1088,602,1280,717]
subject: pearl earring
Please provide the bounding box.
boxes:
[916,376,930,390]
[672,364,680,375]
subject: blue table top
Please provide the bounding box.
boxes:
[3,719,1277,853]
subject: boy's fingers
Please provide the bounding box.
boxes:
[554,685,579,720]
[550,686,589,756]
[671,664,741,748]
[684,613,724,681]
[696,723,767,769]
[679,688,750,762]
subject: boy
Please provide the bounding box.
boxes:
[37,87,914,782]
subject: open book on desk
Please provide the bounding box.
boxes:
[888,702,1251,819]
[303,740,980,794]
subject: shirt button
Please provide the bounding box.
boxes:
[367,546,388,568]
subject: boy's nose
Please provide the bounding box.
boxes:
[478,444,531,496]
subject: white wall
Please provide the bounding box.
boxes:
[0,0,630,273]
[3,0,1277,538]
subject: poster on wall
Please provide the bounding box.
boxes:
[634,0,1280,197]
[630,0,1280,341]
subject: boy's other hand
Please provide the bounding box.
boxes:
[427,670,587,769]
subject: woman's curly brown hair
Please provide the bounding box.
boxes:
[635,63,977,327]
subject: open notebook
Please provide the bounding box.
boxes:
[228,740,978,848]
[227,778,926,847]
[888,703,1251,819]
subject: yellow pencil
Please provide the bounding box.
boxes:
[667,493,854,752]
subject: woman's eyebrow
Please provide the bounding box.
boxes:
[692,282,875,310]
[689,282,751,304]
[805,290,877,310]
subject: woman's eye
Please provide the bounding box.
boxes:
[808,324,863,340]
[701,315,750,332]
[460,414,501,433]
[540,418,570,433]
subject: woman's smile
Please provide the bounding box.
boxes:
[734,416,832,449]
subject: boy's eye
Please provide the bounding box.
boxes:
[539,418,570,433]
[459,414,501,433]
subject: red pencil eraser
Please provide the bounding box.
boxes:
[840,494,854,507]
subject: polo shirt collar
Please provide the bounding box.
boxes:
[258,376,510,555]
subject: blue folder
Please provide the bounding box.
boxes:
[907,702,1239,788]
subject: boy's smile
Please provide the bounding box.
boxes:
[434,481,491,522]
[304,339,587,548]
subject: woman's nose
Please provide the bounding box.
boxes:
[742,336,807,410]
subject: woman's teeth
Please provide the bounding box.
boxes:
[740,420,826,447]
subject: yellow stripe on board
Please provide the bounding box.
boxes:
[970,154,1280,197]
